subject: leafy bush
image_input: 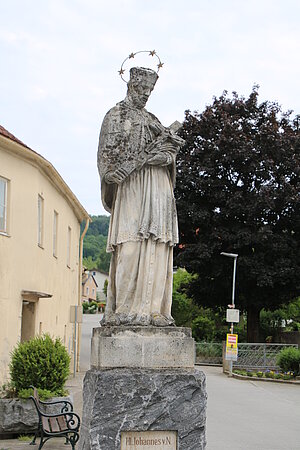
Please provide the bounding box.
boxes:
[265,371,274,378]
[82,302,89,312]
[18,387,67,400]
[276,347,300,375]
[10,334,70,394]
[82,301,98,314]
[233,369,247,376]
[195,342,223,358]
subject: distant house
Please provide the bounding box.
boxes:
[90,269,109,301]
[0,125,90,383]
[82,270,98,302]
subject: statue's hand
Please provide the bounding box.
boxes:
[105,168,128,184]
[147,152,169,165]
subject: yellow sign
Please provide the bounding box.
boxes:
[226,333,238,349]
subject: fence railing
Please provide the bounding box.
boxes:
[234,343,298,370]
[195,342,298,369]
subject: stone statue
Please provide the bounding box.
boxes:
[97,66,184,327]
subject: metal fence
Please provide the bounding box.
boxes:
[234,343,298,370]
[195,342,298,369]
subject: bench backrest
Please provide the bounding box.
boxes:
[30,386,42,415]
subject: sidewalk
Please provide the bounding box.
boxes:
[0,372,85,450]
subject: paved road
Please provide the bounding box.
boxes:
[79,313,103,371]
[201,365,300,450]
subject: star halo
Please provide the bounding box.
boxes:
[118,50,164,82]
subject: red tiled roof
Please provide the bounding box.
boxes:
[0,125,30,149]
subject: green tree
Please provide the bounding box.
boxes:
[171,268,199,327]
[81,215,110,236]
[82,215,110,272]
[175,88,300,342]
[260,297,300,341]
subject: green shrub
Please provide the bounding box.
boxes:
[18,387,67,400]
[9,334,70,395]
[276,347,300,376]
[283,374,292,380]
[89,301,97,307]
[265,371,274,378]
[257,371,263,377]
[195,342,222,358]
[233,369,247,376]
[82,302,89,312]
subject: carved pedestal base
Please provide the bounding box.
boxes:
[79,368,207,450]
[80,326,207,449]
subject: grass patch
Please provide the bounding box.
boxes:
[18,435,34,442]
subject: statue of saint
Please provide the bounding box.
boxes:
[98,66,184,326]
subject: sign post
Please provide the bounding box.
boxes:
[221,252,238,377]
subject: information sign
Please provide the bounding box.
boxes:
[225,333,238,361]
[121,431,177,449]
[226,309,240,323]
[226,333,238,348]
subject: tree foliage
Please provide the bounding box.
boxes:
[175,88,300,341]
[260,297,300,341]
[82,215,110,272]
[171,269,247,341]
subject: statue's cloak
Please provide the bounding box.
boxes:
[97,98,178,212]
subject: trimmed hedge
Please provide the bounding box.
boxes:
[9,334,70,395]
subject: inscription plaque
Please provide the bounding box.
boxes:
[121,431,177,449]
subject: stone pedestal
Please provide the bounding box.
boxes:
[91,326,195,369]
[80,327,207,449]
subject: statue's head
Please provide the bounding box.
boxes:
[127,67,158,109]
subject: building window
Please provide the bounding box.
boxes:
[92,288,95,296]
[67,226,71,267]
[86,287,89,295]
[53,210,58,257]
[38,194,44,247]
[0,177,8,233]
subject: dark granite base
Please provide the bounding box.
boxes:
[79,368,207,450]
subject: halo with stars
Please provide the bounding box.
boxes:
[118,50,164,82]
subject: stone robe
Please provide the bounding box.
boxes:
[98,98,182,325]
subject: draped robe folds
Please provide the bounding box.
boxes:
[97,98,181,326]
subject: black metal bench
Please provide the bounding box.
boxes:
[30,386,80,449]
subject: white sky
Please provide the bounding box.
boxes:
[0,0,299,216]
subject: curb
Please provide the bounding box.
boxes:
[232,373,300,385]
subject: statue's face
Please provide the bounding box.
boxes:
[129,79,156,109]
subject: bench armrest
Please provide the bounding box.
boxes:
[39,399,73,412]
[40,411,81,430]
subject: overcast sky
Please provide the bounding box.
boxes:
[1,0,299,216]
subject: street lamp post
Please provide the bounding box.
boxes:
[221,252,238,376]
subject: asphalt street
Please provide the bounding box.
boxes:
[79,313,103,371]
[201,365,300,450]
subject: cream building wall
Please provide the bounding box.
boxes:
[91,270,109,301]
[0,129,90,384]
